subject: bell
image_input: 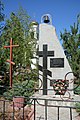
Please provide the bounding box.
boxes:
[43,15,50,23]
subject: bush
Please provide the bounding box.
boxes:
[3,80,35,101]
[74,85,80,95]
[75,102,80,113]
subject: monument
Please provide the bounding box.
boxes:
[37,14,74,98]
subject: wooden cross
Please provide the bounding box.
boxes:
[37,44,54,95]
[4,38,19,87]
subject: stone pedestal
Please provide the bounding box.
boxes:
[13,96,25,108]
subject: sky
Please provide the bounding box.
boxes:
[2,0,80,39]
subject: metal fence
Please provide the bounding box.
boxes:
[0,69,80,120]
[32,97,80,120]
[0,96,80,120]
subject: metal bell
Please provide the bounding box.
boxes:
[43,15,50,23]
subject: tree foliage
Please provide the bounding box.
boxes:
[3,80,35,100]
[1,10,35,66]
[0,0,9,87]
[60,14,80,79]
[0,0,5,22]
[17,6,30,35]
[0,7,37,89]
[16,6,38,66]
[1,12,24,65]
[0,0,5,34]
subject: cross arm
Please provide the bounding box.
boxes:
[12,45,19,47]
[4,46,10,48]
[47,51,54,56]
[38,65,52,77]
[37,51,43,57]
[6,59,15,65]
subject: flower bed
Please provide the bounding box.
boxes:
[53,79,69,95]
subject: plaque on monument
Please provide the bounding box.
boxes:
[50,58,64,67]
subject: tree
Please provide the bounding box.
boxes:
[60,14,80,79]
[0,6,38,99]
[17,6,31,36]
[0,0,9,89]
[1,12,24,64]
[0,0,4,21]
[16,6,38,67]
[1,7,38,86]
[0,0,5,34]
[0,12,24,88]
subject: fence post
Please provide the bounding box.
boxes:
[2,100,5,120]
[12,102,14,120]
[45,99,47,120]
[34,99,36,120]
[22,105,24,120]
[58,106,59,120]
[70,107,72,120]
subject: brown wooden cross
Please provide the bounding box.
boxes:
[4,38,19,87]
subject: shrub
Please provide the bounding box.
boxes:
[75,102,80,113]
[74,86,80,95]
[3,80,35,101]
